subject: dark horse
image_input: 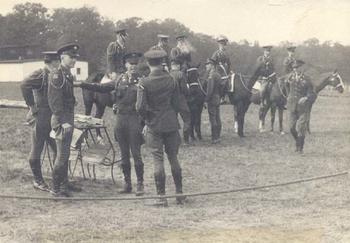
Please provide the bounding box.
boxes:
[82,72,113,140]
[226,72,259,137]
[185,66,206,142]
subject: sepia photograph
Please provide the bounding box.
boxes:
[0,0,349,242]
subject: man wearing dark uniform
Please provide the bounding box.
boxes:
[136,49,190,206]
[170,35,192,72]
[77,52,145,196]
[106,23,128,80]
[170,60,191,144]
[211,35,231,80]
[286,60,316,153]
[20,51,59,192]
[150,34,170,72]
[205,58,222,144]
[48,35,80,197]
[283,46,297,75]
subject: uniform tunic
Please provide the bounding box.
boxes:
[81,73,144,171]
[211,49,231,78]
[48,65,76,188]
[136,68,189,194]
[205,68,222,141]
[21,68,57,172]
[286,71,316,137]
[106,41,127,74]
[283,56,296,74]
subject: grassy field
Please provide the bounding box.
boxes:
[0,82,349,243]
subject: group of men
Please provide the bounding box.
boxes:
[20,22,315,204]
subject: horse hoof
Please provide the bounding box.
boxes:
[280,131,285,135]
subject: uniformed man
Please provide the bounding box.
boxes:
[170,60,191,144]
[286,60,316,153]
[205,58,222,144]
[136,49,190,206]
[255,45,276,105]
[150,34,170,71]
[20,51,60,191]
[170,35,192,72]
[76,52,145,196]
[211,35,232,79]
[283,46,297,74]
[48,35,80,197]
[106,23,128,80]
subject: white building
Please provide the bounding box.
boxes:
[0,59,88,82]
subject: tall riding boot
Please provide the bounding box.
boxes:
[171,168,186,204]
[29,159,49,191]
[119,163,132,193]
[135,164,144,196]
[183,129,190,145]
[299,136,305,153]
[153,173,168,206]
[211,126,217,143]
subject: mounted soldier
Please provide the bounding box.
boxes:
[170,34,193,73]
[106,22,128,81]
[283,46,297,75]
[254,45,276,106]
[20,51,60,192]
[286,60,316,153]
[150,34,171,72]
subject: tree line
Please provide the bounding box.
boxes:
[0,2,349,82]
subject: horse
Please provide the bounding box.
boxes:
[307,70,345,132]
[81,71,113,141]
[255,70,345,134]
[185,66,206,142]
[226,73,259,137]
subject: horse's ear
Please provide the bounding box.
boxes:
[196,63,201,68]
[333,69,338,74]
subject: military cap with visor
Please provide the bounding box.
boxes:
[123,52,143,64]
[217,35,228,43]
[287,46,296,52]
[56,34,80,57]
[205,58,218,65]
[144,49,167,60]
[262,45,273,50]
[42,51,60,62]
[175,34,186,40]
[115,22,127,34]
[157,34,169,40]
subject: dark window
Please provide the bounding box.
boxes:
[77,68,81,75]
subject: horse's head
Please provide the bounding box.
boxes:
[328,70,345,93]
[186,64,200,84]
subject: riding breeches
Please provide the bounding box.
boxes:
[114,113,144,168]
[289,110,309,137]
[29,107,57,161]
[52,112,74,189]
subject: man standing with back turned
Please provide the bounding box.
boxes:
[136,49,189,206]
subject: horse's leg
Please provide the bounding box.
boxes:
[189,106,196,141]
[307,108,312,134]
[258,103,269,132]
[270,102,276,132]
[233,105,238,133]
[237,102,246,138]
[83,90,94,116]
[278,105,284,134]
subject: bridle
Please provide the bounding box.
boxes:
[331,73,345,89]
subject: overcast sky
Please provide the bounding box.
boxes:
[1,0,350,45]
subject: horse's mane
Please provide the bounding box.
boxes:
[304,68,333,87]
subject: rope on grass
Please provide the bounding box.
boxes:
[0,171,347,201]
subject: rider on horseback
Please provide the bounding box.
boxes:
[283,46,297,75]
[170,34,193,73]
[150,34,171,72]
[255,45,276,106]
